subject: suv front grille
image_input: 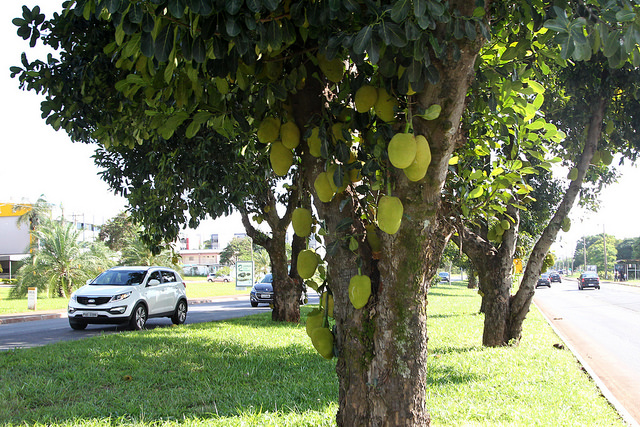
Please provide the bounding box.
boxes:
[77,296,112,305]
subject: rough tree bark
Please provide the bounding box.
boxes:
[454,204,521,346]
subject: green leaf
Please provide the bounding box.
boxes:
[379,22,407,48]
[226,0,243,15]
[615,10,636,23]
[417,104,441,120]
[468,187,484,199]
[543,18,568,34]
[141,31,154,57]
[603,30,621,58]
[167,0,186,18]
[526,119,545,130]
[154,25,174,63]
[353,26,373,55]
[390,0,411,23]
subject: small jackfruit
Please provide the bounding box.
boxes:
[365,224,382,252]
[270,141,293,176]
[317,54,344,83]
[307,126,322,157]
[501,219,510,230]
[355,85,378,113]
[280,121,301,149]
[320,292,334,318]
[388,133,417,169]
[349,274,372,309]
[258,117,281,144]
[314,172,335,203]
[297,249,319,279]
[292,207,312,237]
[332,123,346,143]
[374,87,397,123]
[600,150,614,165]
[561,217,571,232]
[311,327,334,359]
[305,308,324,337]
[377,195,403,235]
[403,135,431,181]
[568,167,578,181]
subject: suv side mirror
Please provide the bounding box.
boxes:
[148,279,161,287]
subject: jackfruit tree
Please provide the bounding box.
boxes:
[13,0,640,424]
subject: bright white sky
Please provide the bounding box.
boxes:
[1,1,638,257]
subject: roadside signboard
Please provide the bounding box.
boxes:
[27,287,37,310]
[235,261,254,290]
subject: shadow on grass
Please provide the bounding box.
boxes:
[0,312,338,425]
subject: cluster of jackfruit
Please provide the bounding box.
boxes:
[258,116,301,177]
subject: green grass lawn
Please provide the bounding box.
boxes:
[0,282,624,426]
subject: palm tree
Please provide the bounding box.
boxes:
[11,218,115,298]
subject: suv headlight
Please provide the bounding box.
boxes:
[111,291,132,302]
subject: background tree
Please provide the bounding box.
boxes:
[11,217,115,298]
[615,237,636,260]
[119,232,181,270]
[219,236,254,266]
[98,211,136,251]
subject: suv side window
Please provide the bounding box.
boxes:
[161,271,177,283]
[148,271,162,285]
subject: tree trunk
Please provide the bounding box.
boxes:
[467,263,477,289]
[303,45,479,427]
[455,205,520,347]
[507,96,606,343]
[240,207,301,323]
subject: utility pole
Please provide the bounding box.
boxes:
[583,237,587,271]
[603,224,607,280]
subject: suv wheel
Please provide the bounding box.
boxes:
[251,301,258,307]
[129,304,148,330]
[171,300,188,325]
[69,319,87,330]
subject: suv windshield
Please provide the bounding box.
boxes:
[91,269,147,286]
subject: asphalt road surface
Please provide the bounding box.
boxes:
[0,294,320,351]
[534,278,640,426]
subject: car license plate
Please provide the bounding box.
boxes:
[82,312,98,318]
[260,293,271,299]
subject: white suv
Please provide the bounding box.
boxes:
[68,266,188,330]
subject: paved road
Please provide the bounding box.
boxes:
[0,294,319,351]
[534,278,640,426]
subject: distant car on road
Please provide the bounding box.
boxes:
[578,272,601,290]
[207,273,232,282]
[250,273,273,307]
[549,272,562,283]
[438,272,450,283]
[536,273,551,288]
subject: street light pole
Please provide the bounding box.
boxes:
[603,224,607,280]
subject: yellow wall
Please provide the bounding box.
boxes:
[0,203,32,217]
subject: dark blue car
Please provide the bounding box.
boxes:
[250,274,273,307]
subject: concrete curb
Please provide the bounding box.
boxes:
[534,301,639,427]
[0,294,250,326]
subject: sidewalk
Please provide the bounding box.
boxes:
[0,294,249,326]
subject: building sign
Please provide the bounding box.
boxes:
[235,261,254,290]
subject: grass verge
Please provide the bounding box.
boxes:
[0,282,624,426]
[0,281,246,315]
